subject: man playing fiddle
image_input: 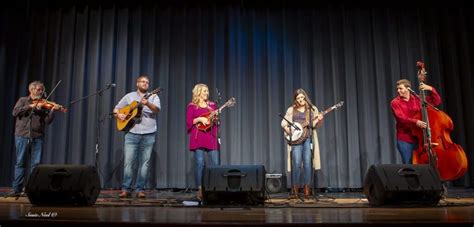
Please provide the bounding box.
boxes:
[10,81,60,195]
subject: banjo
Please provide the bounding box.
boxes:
[285,101,344,145]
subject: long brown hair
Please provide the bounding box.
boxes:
[292,88,315,110]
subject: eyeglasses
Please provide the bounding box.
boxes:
[138,81,149,84]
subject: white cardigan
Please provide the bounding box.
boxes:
[281,106,321,171]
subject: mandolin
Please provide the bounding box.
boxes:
[196,97,236,131]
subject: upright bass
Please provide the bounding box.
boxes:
[412,61,468,181]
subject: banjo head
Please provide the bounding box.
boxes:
[285,122,305,143]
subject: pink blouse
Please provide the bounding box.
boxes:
[186,101,219,151]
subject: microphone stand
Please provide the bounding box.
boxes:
[278,113,301,143]
[408,87,439,170]
[308,113,335,202]
[70,84,115,170]
[215,88,221,165]
[408,89,440,111]
[278,113,304,201]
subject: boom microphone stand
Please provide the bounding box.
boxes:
[215,88,222,164]
[70,83,116,170]
[306,109,335,202]
[278,113,304,202]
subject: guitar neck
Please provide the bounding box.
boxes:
[320,106,337,116]
[209,104,230,117]
[136,90,159,108]
[306,105,340,122]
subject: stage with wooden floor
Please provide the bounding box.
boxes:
[1,188,474,226]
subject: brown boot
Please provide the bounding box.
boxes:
[289,185,299,199]
[196,186,203,201]
[119,191,131,198]
[304,185,312,198]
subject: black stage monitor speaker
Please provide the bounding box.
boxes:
[203,165,266,205]
[26,164,101,206]
[265,173,287,194]
[363,164,443,206]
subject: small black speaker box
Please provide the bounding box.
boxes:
[265,173,287,194]
[203,165,266,205]
[26,164,101,206]
[363,164,443,206]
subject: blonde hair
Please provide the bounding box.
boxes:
[192,83,209,105]
[396,79,411,88]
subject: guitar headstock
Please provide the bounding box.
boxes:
[334,101,344,109]
[416,61,427,82]
[322,101,344,114]
[145,87,162,98]
[224,97,236,107]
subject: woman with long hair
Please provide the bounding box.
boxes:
[186,83,220,200]
[281,89,323,199]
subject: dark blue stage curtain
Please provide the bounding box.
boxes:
[1,1,473,189]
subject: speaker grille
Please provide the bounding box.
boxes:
[26,165,101,206]
[363,164,443,206]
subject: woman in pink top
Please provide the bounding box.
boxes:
[186,83,220,200]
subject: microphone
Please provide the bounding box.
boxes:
[216,87,221,99]
[215,87,221,107]
[407,87,417,94]
[107,83,116,88]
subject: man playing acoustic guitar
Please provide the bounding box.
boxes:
[113,75,161,199]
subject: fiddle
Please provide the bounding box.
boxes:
[31,99,68,113]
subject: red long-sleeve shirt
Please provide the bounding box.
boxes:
[390,88,442,143]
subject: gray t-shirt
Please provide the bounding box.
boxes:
[115,91,161,134]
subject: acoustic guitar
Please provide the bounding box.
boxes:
[116,87,161,131]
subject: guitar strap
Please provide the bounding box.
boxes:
[305,107,312,137]
[134,92,146,124]
[291,106,294,122]
[206,102,213,112]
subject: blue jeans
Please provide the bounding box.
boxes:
[122,132,155,192]
[12,136,43,193]
[396,140,417,164]
[194,149,219,187]
[291,138,312,186]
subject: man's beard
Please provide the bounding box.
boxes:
[138,87,148,93]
